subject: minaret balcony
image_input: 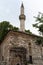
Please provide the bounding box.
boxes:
[19,14,26,20]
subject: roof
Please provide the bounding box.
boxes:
[4,30,43,38]
[0,30,43,44]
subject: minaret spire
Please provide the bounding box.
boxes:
[19,3,26,32]
[21,3,24,8]
[21,3,24,15]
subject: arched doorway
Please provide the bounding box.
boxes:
[9,47,27,65]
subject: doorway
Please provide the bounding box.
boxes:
[9,47,27,65]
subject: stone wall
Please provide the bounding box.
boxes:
[0,31,43,65]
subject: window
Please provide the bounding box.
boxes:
[16,63,20,65]
[28,42,33,64]
[29,55,33,64]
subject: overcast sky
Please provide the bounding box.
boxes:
[0,0,43,35]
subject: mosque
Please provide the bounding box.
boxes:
[0,3,43,65]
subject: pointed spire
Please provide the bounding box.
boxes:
[21,3,24,8]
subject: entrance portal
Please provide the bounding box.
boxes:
[9,47,27,65]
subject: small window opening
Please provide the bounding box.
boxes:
[16,63,20,65]
[29,56,33,64]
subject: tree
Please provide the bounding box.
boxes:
[33,12,43,57]
[13,27,19,31]
[35,37,43,57]
[25,30,32,34]
[0,21,19,42]
[33,12,43,36]
[0,21,32,42]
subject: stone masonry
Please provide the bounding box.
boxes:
[0,31,43,65]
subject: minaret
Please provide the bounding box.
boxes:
[19,3,26,32]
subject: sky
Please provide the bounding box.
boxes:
[0,0,43,35]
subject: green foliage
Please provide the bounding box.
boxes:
[13,27,19,31]
[35,37,43,45]
[39,24,43,32]
[25,30,32,34]
[0,21,19,42]
[35,37,43,57]
[0,21,32,42]
[0,21,9,42]
[33,12,43,35]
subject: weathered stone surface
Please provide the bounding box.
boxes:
[0,31,43,65]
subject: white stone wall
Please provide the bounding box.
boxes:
[20,19,25,32]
